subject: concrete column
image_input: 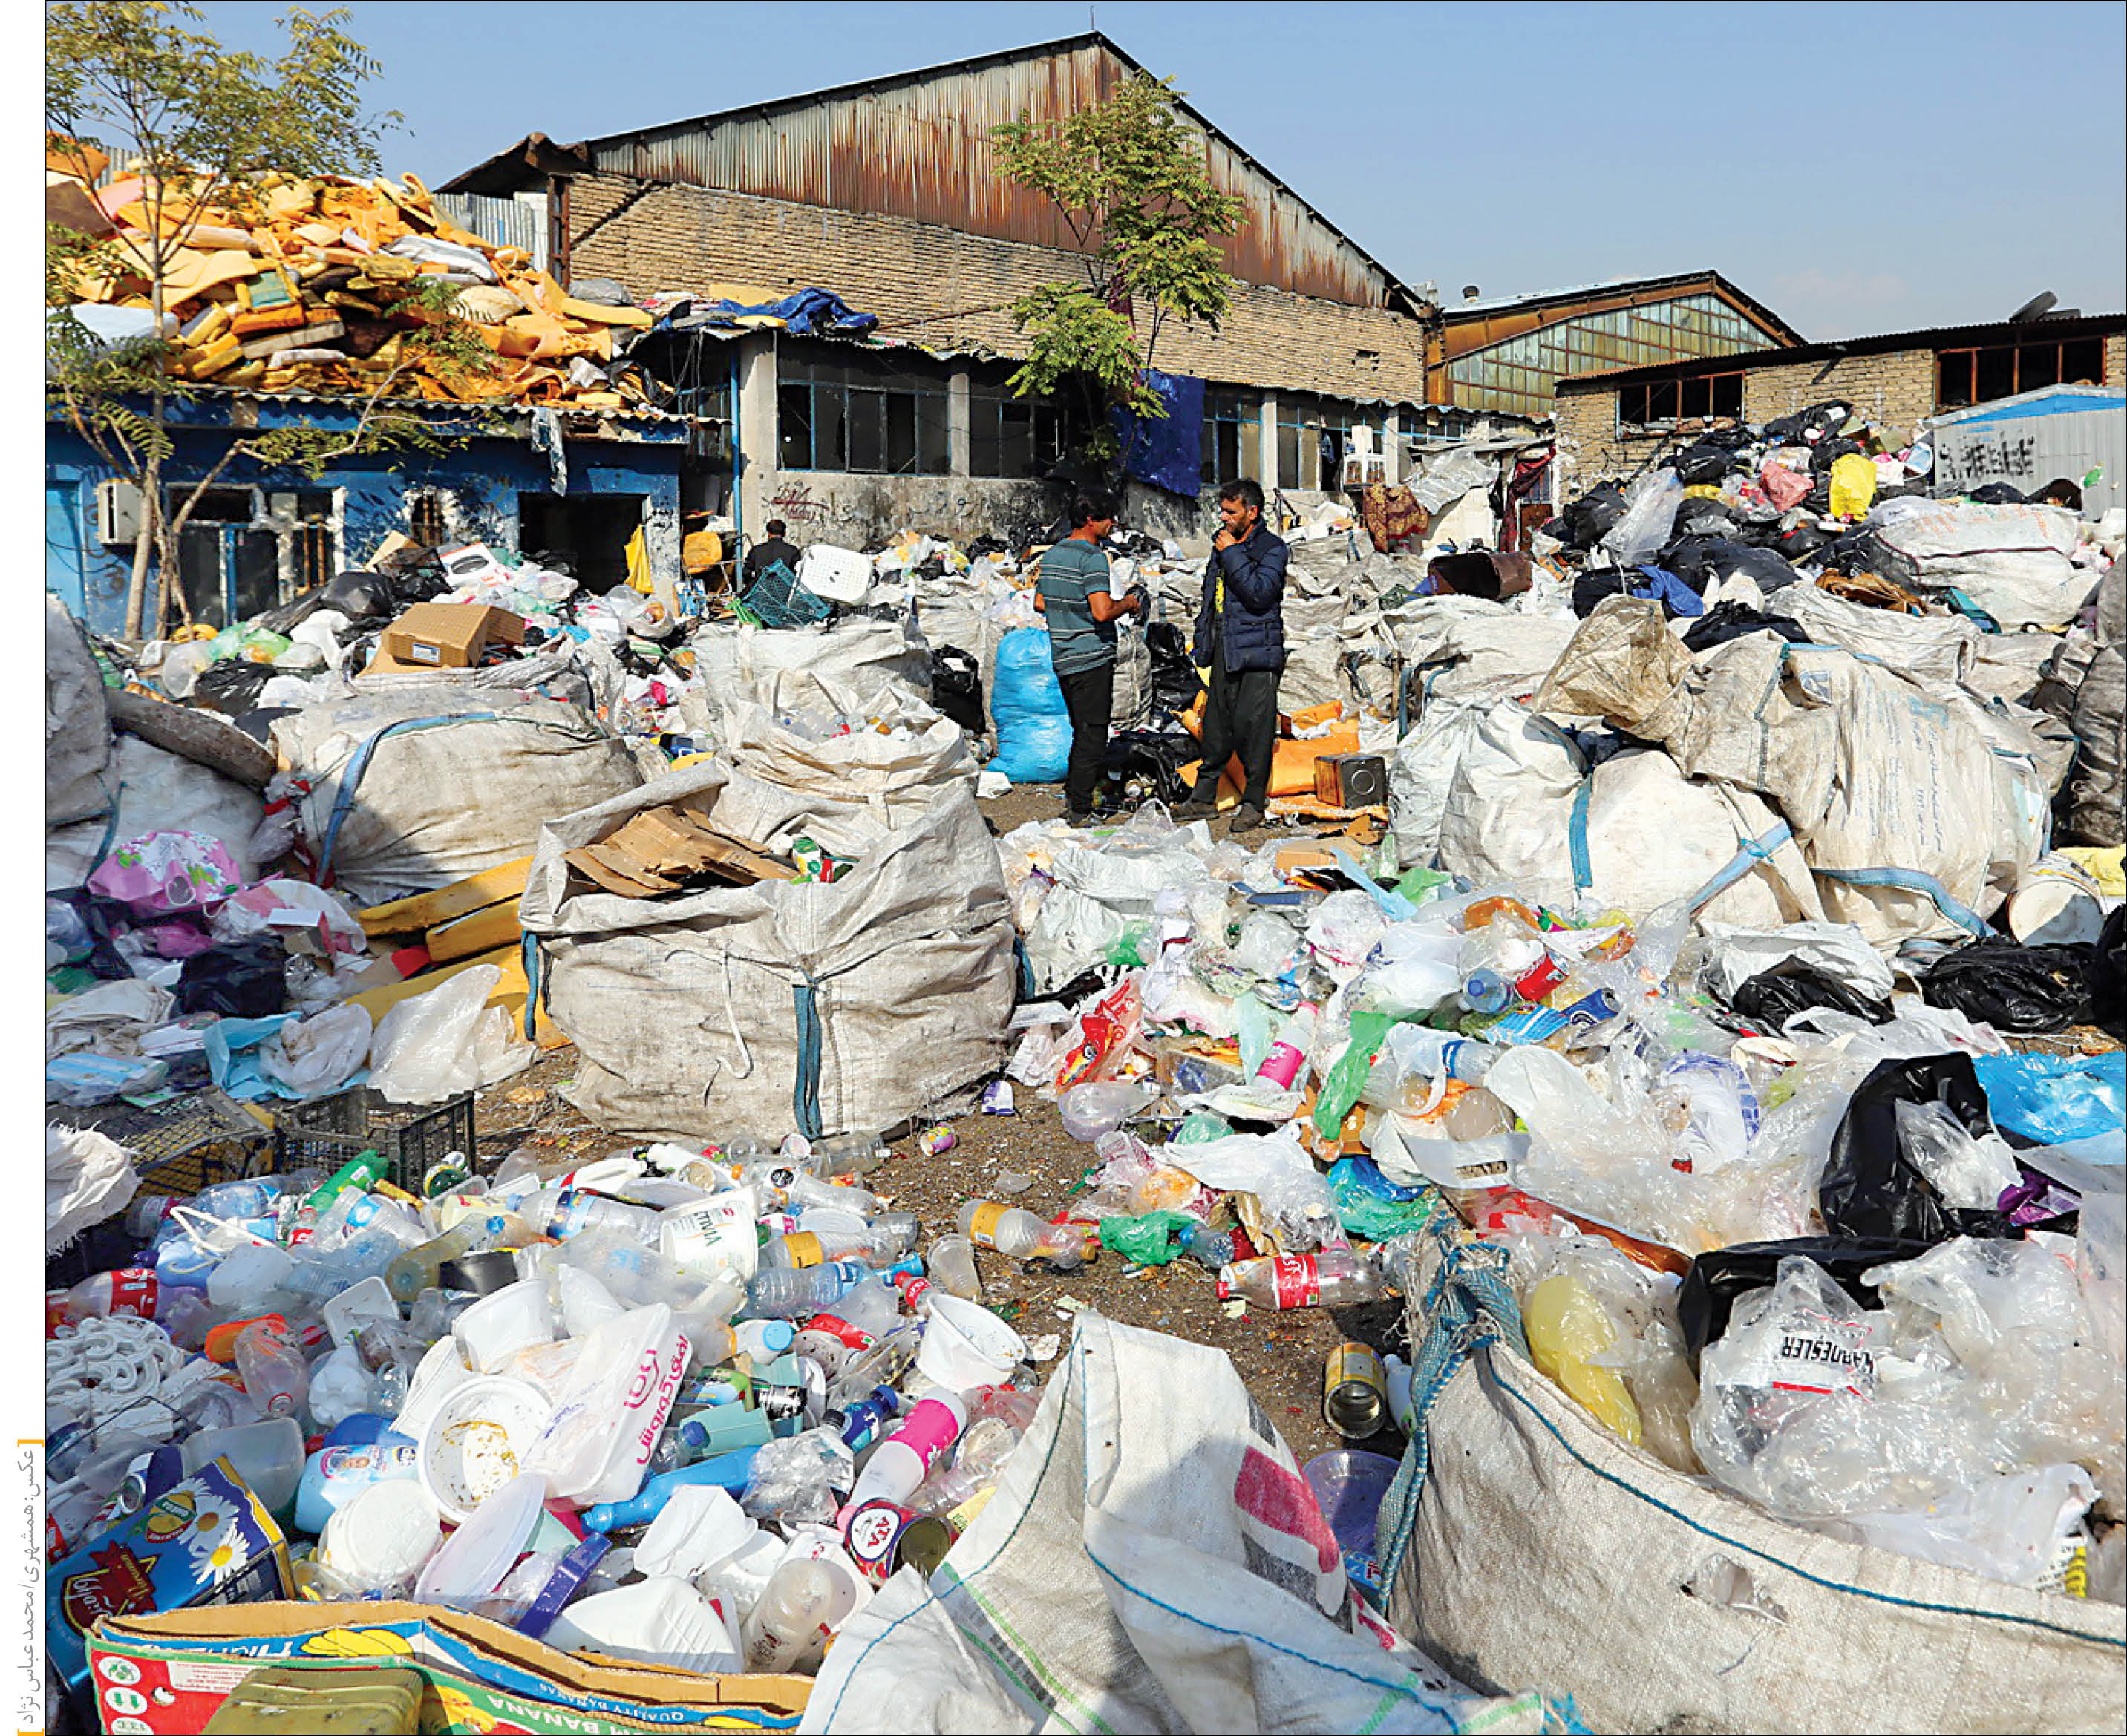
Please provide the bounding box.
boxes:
[947,366,971,476]
[1258,392,1278,491]
[733,332,779,552]
[1382,407,1402,482]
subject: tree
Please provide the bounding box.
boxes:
[992,73,1247,443]
[45,4,496,636]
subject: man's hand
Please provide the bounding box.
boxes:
[1212,528,1238,552]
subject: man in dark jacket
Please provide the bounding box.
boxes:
[1181,479,1287,831]
[742,520,801,586]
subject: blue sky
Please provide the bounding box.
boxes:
[166,1,2127,340]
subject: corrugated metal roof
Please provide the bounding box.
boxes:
[1440,270,1803,358]
[151,382,692,431]
[447,33,1428,315]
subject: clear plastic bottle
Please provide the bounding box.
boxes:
[742,1558,839,1673]
[956,1201,1086,1270]
[386,1217,503,1304]
[1215,1249,1385,1309]
[923,1236,981,1300]
[546,1190,664,1247]
[233,1318,310,1420]
[808,1133,889,1178]
[748,1260,872,1319]
[47,1268,165,1332]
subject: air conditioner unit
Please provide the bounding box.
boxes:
[95,479,143,545]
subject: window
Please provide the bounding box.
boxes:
[777,345,949,474]
[1277,396,1372,491]
[163,486,338,628]
[1411,410,1476,445]
[1200,387,1261,485]
[1936,337,2108,410]
[1618,371,1742,429]
[408,489,448,550]
[968,370,1067,479]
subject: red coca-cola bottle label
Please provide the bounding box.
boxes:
[105,1270,159,1319]
[1270,1256,1320,1309]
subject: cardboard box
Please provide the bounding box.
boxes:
[86,1601,811,1735]
[52,1461,292,1712]
[379,603,525,671]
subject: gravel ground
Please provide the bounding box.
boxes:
[475,779,1407,1472]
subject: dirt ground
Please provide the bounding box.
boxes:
[477,779,1405,1472]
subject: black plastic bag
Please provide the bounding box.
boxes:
[1659,533,1742,591]
[1670,442,1732,486]
[1099,727,1199,810]
[2086,905,2125,1038]
[190,659,277,717]
[1144,622,1203,715]
[1969,481,2026,505]
[928,645,984,734]
[1774,522,1832,563]
[1570,569,1632,618]
[1673,497,1736,540]
[1677,1236,1936,1369]
[1556,483,1626,551]
[1920,937,2094,1033]
[174,940,286,1019]
[1721,543,1805,593]
[1728,963,1890,1026]
[1761,400,1853,448]
[1820,1053,2018,1245]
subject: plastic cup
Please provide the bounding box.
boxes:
[453,1278,558,1374]
[1301,1449,1399,1575]
[418,1376,554,1524]
[913,1293,1027,1393]
[320,1477,440,1593]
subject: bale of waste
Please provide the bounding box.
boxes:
[271,689,644,905]
[990,627,1071,784]
[2065,561,2126,845]
[1866,502,2094,629]
[519,759,1015,1141]
[1379,1231,2127,1735]
[1431,701,1819,928]
[717,673,976,832]
[46,597,114,827]
[682,616,932,740]
[47,735,267,890]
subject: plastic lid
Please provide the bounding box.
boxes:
[325,1478,441,1591]
[414,1470,546,1608]
[515,1533,612,1640]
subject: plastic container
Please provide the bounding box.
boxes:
[914,1293,1027,1394]
[414,1470,546,1608]
[318,1274,398,1349]
[924,1236,981,1300]
[417,1376,552,1523]
[182,1418,305,1519]
[844,1393,965,1513]
[741,1558,844,1674]
[1059,1081,1156,1143]
[549,1576,745,1675]
[452,1278,558,1374]
[295,1434,421,1534]
[319,1477,440,1594]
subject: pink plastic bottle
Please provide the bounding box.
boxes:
[840,1392,965,1515]
[1255,1003,1319,1090]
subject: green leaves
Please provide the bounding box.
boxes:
[993,72,1246,424]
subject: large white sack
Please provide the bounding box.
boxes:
[805,1312,1548,1736]
[47,595,114,827]
[1434,704,1818,927]
[1768,583,1979,685]
[1542,600,2008,945]
[682,616,932,738]
[1389,698,1491,868]
[46,734,266,891]
[718,671,976,830]
[272,688,643,906]
[1278,591,1350,711]
[1379,1230,2126,1736]
[1869,501,2094,628]
[519,759,1014,1142]
[1391,600,1581,713]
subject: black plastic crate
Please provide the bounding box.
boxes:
[274,1087,478,1193]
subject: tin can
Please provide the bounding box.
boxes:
[895,1515,955,1579]
[841,1499,915,1585]
[1323,1341,1388,1439]
[916,1126,957,1157]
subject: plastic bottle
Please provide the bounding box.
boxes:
[546,1190,664,1247]
[1177,1222,1233,1271]
[956,1201,1086,1270]
[748,1260,874,1319]
[47,1269,163,1333]
[1215,1250,1385,1309]
[809,1133,889,1178]
[233,1318,310,1420]
[829,1386,901,1452]
[303,1150,385,1214]
[581,1450,762,1532]
[1255,1003,1319,1090]
[742,1558,839,1673]
[843,1392,965,1513]
[293,1434,419,1533]
[386,1217,505,1305]
[1521,1274,1643,1446]
[1459,969,1512,1016]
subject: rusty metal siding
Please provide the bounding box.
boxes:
[583,42,1389,307]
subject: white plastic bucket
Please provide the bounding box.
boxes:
[914,1292,1027,1393]
[418,1375,553,1524]
[320,1478,440,1593]
[2007,854,2110,946]
[453,1277,558,1374]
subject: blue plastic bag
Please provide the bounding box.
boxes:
[1972,1051,2125,1145]
[989,627,1072,783]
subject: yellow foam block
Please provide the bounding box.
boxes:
[425,899,521,966]
[359,856,533,937]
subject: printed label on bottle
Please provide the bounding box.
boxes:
[967,1202,1008,1246]
[803,1314,874,1352]
[783,1232,825,1269]
[1271,1256,1320,1309]
[841,1499,911,1584]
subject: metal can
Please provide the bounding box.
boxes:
[841,1499,915,1585]
[895,1515,955,1579]
[916,1125,957,1157]
[1323,1341,1388,1439]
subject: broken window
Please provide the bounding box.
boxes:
[1618,373,1742,429]
[1937,338,2108,410]
[777,344,950,475]
[967,363,1068,480]
[1200,387,1260,485]
[162,485,338,628]
[408,489,448,549]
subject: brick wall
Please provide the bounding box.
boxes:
[565,173,1431,406]
[2107,333,2126,389]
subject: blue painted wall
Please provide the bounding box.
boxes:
[45,393,689,635]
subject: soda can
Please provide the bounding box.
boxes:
[1558,987,1621,1030]
[841,1499,915,1585]
[1323,1341,1388,1439]
[916,1126,957,1157]
[979,1081,1016,1116]
[895,1515,955,1579]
